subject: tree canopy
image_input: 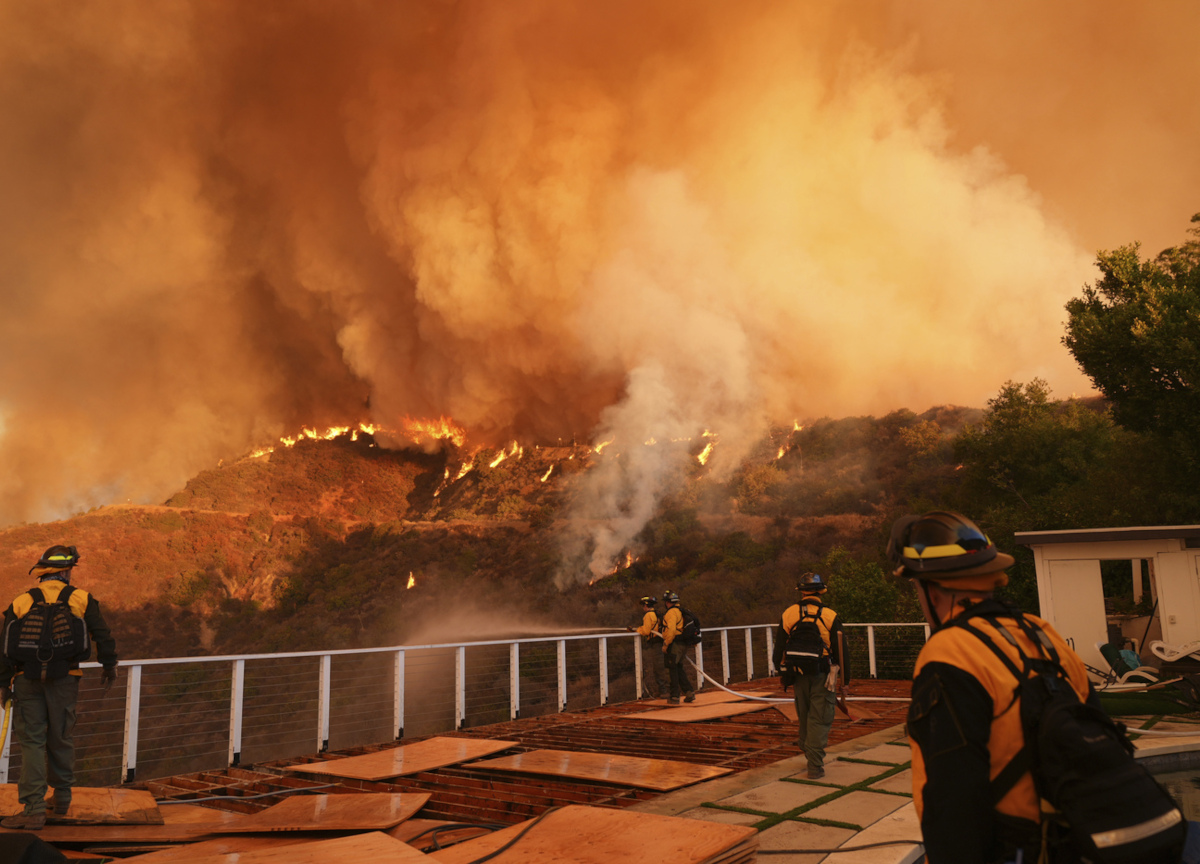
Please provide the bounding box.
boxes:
[1064,213,1200,467]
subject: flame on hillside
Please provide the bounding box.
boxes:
[402,416,466,448]
[588,550,638,585]
[406,572,416,589]
[488,441,523,468]
[697,441,715,465]
[540,465,554,482]
[248,422,384,459]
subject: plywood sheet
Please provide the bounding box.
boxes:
[213,792,430,833]
[390,817,496,852]
[289,737,518,781]
[621,701,773,723]
[641,691,741,707]
[114,834,315,862]
[158,804,248,826]
[469,749,731,791]
[428,804,757,863]
[0,785,163,824]
[130,831,431,864]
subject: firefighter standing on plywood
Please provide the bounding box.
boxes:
[0,546,119,831]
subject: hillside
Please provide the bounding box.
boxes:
[0,407,985,659]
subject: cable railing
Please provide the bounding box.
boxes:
[0,622,927,787]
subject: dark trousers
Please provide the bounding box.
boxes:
[665,642,694,699]
[13,675,79,815]
[643,639,666,697]
[792,672,835,770]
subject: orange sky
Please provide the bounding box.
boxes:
[0,0,1196,527]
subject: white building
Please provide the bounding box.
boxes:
[1016,525,1200,672]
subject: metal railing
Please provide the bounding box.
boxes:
[0,622,927,787]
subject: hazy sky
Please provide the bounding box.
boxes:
[1,0,1197,527]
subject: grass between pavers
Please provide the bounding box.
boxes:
[699,761,912,832]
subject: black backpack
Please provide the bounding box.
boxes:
[3,586,90,682]
[784,602,829,675]
[677,608,702,646]
[957,613,1186,864]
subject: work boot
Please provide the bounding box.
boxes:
[1,812,47,830]
[667,696,681,705]
[684,692,696,703]
[51,792,71,816]
[806,765,825,780]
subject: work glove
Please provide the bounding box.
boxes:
[0,687,10,709]
[101,666,118,693]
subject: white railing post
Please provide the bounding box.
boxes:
[599,637,609,706]
[868,625,878,678]
[745,628,754,680]
[924,623,931,641]
[317,654,331,752]
[766,626,776,675]
[695,642,704,691]
[720,630,731,684]
[122,664,142,783]
[510,643,520,720]
[393,650,405,740]
[634,638,644,698]
[557,640,567,712]
[228,659,245,766]
[455,646,466,729]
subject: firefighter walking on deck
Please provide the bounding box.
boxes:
[773,572,847,780]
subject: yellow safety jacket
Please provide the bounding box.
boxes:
[1,579,118,684]
[636,610,659,640]
[660,607,683,647]
[909,601,1093,862]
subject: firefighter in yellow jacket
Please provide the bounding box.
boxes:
[890,511,1109,863]
[626,596,665,698]
[660,592,696,705]
[772,572,847,779]
[0,546,118,831]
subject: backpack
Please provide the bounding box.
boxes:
[957,613,1186,864]
[784,602,829,675]
[677,608,702,646]
[3,586,91,682]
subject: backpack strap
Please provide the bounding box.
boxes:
[56,585,76,606]
[951,616,1034,805]
[28,587,45,605]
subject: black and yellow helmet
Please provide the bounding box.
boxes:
[797,572,827,593]
[888,511,1012,585]
[639,595,657,606]
[663,591,680,604]
[30,544,80,575]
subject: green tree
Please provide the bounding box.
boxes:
[1064,213,1200,468]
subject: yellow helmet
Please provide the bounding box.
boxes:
[888,511,1012,589]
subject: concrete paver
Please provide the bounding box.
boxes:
[758,820,857,863]
[825,802,923,864]
[805,790,908,827]
[676,807,762,826]
[867,769,912,796]
[787,759,891,787]
[714,780,830,814]
[843,743,911,765]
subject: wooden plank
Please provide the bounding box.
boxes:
[288,737,519,781]
[1,822,228,844]
[619,702,773,723]
[427,804,757,863]
[127,831,431,864]
[158,804,247,825]
[640,691,742,707]
[469,749,732,791]
[213,792,430,833]
[0,785,163,824]
[111,834,315,862]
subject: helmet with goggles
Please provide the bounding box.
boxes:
[888,511,1012,589]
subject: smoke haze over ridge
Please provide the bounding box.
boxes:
[1,0,1197,545]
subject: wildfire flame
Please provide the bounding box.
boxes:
[406,572,416,589]
[776,446,786,460]
[593,439,614,454]
[488,441,522,468]
[454,460,475,481]
[588,550,638,585]
[249,421,385,459]
[402,416,466,448]
[697,441,715,465]
[540,465,554,482]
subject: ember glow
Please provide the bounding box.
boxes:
[0,1,1195,536]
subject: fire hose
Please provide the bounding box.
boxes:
[684,658,909,702]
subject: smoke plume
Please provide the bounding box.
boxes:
[1,1,1196,553]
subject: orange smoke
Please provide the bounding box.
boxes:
[0,0,1196,529]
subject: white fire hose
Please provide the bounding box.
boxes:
[684,658,910,702]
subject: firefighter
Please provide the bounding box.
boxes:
[890,511,1126,863]
[660,592,696,705]
[772,572,847,779]
[0,546,119,830]
[626,596,666,698]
